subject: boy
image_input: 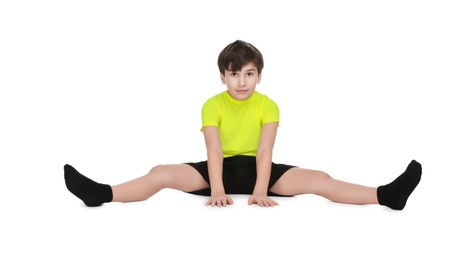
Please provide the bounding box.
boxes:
[64,40,422,210]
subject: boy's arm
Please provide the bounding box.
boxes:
[202,126,233,206]
[251,122,279,206]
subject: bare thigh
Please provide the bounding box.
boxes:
[150,164,209,192]
[112,164,209,202]
[269,167,331,196]
[269,167,378,204]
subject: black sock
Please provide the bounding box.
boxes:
[377,160,422,210]
[64,164,113,207]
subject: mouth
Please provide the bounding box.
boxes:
[236,89,249,94]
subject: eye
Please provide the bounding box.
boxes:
[247,72,254,77]
[230,72,238,77]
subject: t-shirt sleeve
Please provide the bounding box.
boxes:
[201,99,221,131]
[261,97,280,125]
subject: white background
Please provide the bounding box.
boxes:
[1,0,475,259]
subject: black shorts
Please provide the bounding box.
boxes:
[184,155,296,196]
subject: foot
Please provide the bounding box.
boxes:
[64,164,112,207]
[377,160,422,210]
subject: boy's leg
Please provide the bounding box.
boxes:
[64,164,209,206]
[269,168,378,204]
[269,160,422,210]
[112,164,209,202]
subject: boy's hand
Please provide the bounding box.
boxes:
[248,194,279,207]
[206,192,234,207]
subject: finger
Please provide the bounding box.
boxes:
[262,199,270,207]
[268,198,278,206]
[256,199,264,207]
[248,197,254,205]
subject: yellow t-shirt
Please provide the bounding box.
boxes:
[201,91,279,158]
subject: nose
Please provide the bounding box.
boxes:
[238,75,245,87]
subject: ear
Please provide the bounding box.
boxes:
[257,72,262,84]
[220,73,226,84]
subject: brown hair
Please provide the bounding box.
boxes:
[217,40,264,75]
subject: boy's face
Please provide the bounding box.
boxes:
[220,62,261,101]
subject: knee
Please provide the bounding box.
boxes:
[311,170,338,195]
[147,165,173,185]
[313,170,332,180]
[149,164,165,174]
[310,170,334,190]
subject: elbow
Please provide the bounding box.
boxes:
[207,149,223,160]
[256,149,273,161]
